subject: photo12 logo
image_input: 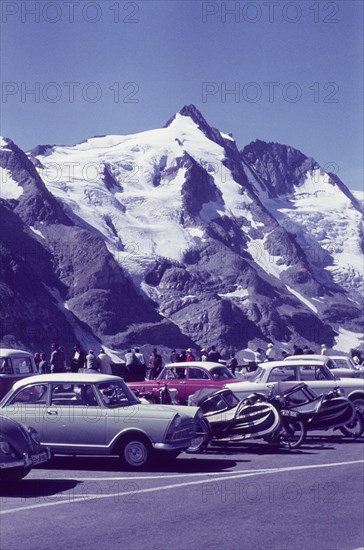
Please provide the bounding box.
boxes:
[1,81,140,103]
[202,81,339,103]
[201,2,340,24]
[1,1,140,24]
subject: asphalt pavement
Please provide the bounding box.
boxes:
[1,433,363,550]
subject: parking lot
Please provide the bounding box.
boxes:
[1,433,363,550]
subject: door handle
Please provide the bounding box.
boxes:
[46,410,58,415]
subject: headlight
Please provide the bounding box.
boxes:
[28,427,41,445]
[174,414,182,428]
[0,438,10,454]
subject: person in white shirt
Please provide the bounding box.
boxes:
[97,348,112,374]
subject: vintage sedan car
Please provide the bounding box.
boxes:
[0,349,38,400]
[284,354,364,379]
[127,362,242,404]
[226,359,364,415]
[0,373,199,469]
[0,414,50,481]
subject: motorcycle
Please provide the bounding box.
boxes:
[268,382,364,438]
[187,386,304,452]
[187,381,364,452]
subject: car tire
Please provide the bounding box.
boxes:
[351,398,364,417]
[0,466,32,482]
[186,417,211,453]
[283,420,306,449]
[119,435,152,470]
[339,412,364,438]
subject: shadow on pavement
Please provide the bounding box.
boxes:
[39,454,240,473]
[0,478,79,499]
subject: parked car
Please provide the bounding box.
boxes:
[225,359,364,416]
[284,354,364,379]
[0,414,50,481]
[0,349,38,400]
[0,373,200,469]
[127,362,242,404]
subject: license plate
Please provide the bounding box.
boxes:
[282,410,298,417]
[31,452,49,465]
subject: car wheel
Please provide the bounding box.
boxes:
[0,467,32,482]
[186,417,211,453]
[119,436,151,469]
[282,420,306,449]
[339,412,364,438]
[351,398,364,416]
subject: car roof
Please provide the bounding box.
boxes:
[165,361,224,370]
[11,373,122,390]
[0,348,33,357]
[284,355,330,362]
[258,359,329,368]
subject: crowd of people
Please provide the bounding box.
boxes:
[32,341,364,380]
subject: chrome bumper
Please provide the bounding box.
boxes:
[0,448,51,470]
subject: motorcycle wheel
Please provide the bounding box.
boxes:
[339,412,364,438]
[186,417,210,453]
[283,420,307,449]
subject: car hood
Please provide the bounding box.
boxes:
[137,403,200,420]
[0,414,33,454]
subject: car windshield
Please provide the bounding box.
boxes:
[209,367,235,380]
[96,381,139,407]
[250,367,265,383]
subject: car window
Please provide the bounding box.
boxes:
[209,367,235,380]
[51,383,98,406]
[96,381,138,407]
[267,367,297,383]
[0,358,12,374]
[188,367,209,380]
[163,367,187,380]
[11,357,34,374]
[299,365,333,381]
[9,384,48,404]
[250,367,264,383]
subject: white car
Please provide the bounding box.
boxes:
[284,354,364,379]
[226,359,364,415]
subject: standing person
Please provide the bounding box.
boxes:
[134,348,147,380]
[178,350,187,362]
[200,349,208,361]
[38,353,49,374]
[50,344,66,373]
[71,344,86,373]
[321,344,328,356]
[186,348,195,362]
[293,344,304,355]
[124,349,137,379]
[303,345,314,355]
[86,350,98,371]
[229,353,238,375]
[148,348,162,379]
[170,349,178,363]
[34,353,41,371]
[97,348,113,375]
[208,346,221,362]
[265,343,275,361]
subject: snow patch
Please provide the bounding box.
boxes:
[0,167,23,199]
[219,286,249,299]
[285,286,318,313]
[333,328,364,353]
[30,226,45,239]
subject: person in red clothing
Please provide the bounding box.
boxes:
[148,348,163,379]
[186,348,195,362]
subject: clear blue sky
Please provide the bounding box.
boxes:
[1,0,363,190]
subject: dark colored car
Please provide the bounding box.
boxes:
[0,349,38,400]
[0,415,50,481]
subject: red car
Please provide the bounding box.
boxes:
[127,361,242,404]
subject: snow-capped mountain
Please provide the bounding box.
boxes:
[1,106,363,357]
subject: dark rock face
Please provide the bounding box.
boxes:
[241,140,318,197]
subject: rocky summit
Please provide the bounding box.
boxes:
[0,106,363,358]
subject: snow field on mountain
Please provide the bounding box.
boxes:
[35,113,255,280]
